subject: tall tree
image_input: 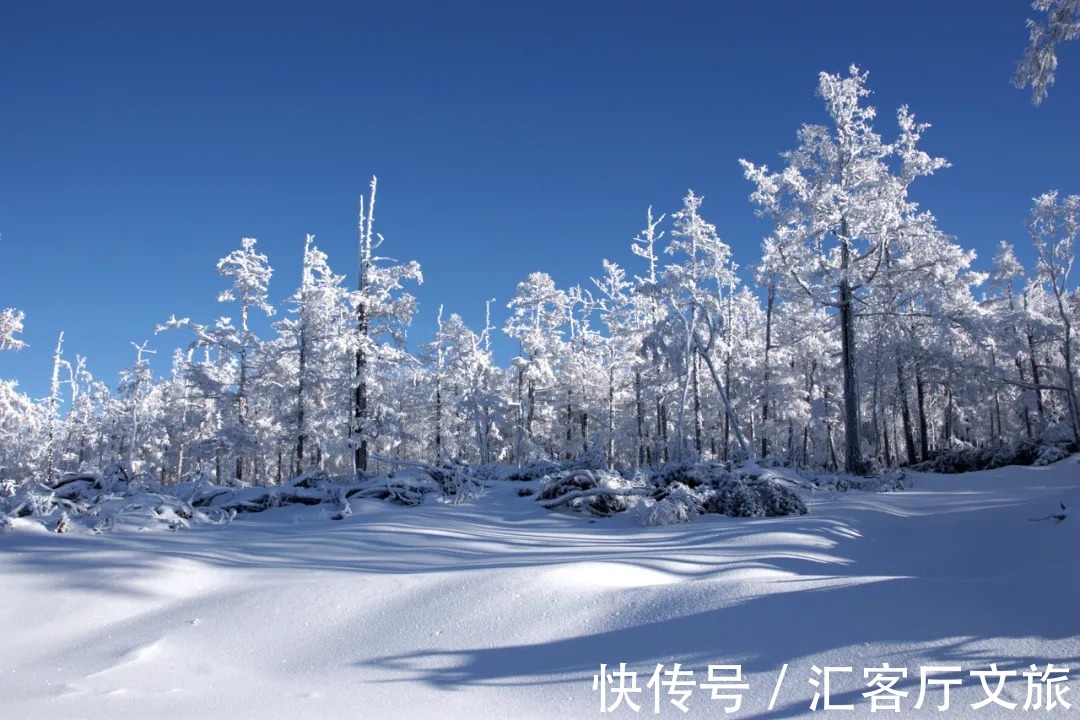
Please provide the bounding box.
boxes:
[352,177,423,473]
[216,237,274,481]
[1030,191,1080,444]
[741,67,948,474]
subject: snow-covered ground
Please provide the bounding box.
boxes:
[2,461,1078,719]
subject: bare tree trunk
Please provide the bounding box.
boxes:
[565,387,573,460]
[658,399,669,463]
[695,337,750,459]
[897,360,918,465]
[1026,322,1046,429]
[1051,288,1080,445]
[882,417,892,467]
[760,282,775,459]
[527,381,536,441]
[514,367,524,466]
[435,379,443,463]
[787,420,795,465]
[354,304,369,473]
[296,320,307,477]
[943,382,954,448]
[581,409,589,454]
[634,370,645,467]
[354,179,377,474]
[691,355,703,456]
[802,360,816,467]
[916,367,929,462]
[825,385,838,471]
[46,332,65,482]
[838,277,864,473]
[837,216,866,475]
[990,347,1002,441]
[606,365,614,466]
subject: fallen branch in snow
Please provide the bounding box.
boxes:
[536,469,649,517]
[1029,513,1068,523]
[537,485,653,511]
[347,484,428,506]
[370,453,485,503]
[196,490,327,514]
[1030,502,1068,523]
[49,473,104,491]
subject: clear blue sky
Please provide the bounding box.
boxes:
[2,0,1078,398]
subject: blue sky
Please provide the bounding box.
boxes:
[2,0,1078,398]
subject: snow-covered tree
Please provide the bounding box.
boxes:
[664,190,747,460]
[741,66,949,474]
[1015,0,1080,105]
[276,234,354,475]
[217,237,274,481]
[1029,191,1080,443]
[353,177,423,473]
[504,272,568,463]
[0,309,26,352]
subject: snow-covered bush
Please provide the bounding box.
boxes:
[347,469,440,506]
[813,471,908,493]
[702,474,808,518]
[427,462,485,503]
[914,442,1070,473]
[651,463,714,489]
[639,482,701,526]
[534,461,809,524]
[536,469,648,517]
[1033,444,1069,466]
[507,461,569,482]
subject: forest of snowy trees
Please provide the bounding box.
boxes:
[1,66,1078,490]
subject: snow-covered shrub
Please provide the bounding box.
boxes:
[914,441,1070,473]
[816,471,907,493]
[427,462,485,503]
[507,461,563,482]
[1033,444,1069,466]
[537,462,809,522]
[29,491,56,517]
[701,474,808,518]
[348,469,441,506]
[639,482,702,526]
[286,470,332,489]
[536,469,647,517]
[652,463,712,489]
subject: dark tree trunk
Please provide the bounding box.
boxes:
[354,299,369,474]
[565,388,573,460]
[837,215,866,475]
[691,356,703,456]
[916,368,929,462]
[897,360,918,466]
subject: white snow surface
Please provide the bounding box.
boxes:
[2,461,1078,719]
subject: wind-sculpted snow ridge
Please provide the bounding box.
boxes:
[0,457,1076,720]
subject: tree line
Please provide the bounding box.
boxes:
[1,67,1077,486]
